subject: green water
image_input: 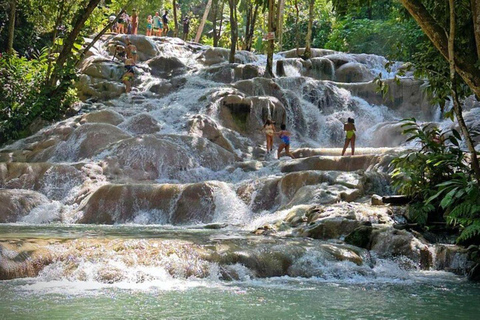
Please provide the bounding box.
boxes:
[1,278,479,319]
[1,225,480,319]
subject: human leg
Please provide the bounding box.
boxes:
[341,139,350,156]
[277,144,285,159]
[351,135,356,155]
[285,145,295,159]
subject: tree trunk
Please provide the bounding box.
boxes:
[76,8,126,67]
[7,0,16,54]
[448,0,480,182]
[471,0,480,60]
[266,0,275,77]
[304,0,314,59]
[399,0,480,98]
[195,0,213,43]
[228,0,238,63]
[212,0,219,46]
[47,1,67,78]
[244,0,259,51]
[49,0,102,86]
[295,0,300,57]
[173,0,178,37]
[276,0,285,51]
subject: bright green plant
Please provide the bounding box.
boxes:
[390,118,480,243]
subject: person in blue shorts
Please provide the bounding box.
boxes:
[277,124,295,159]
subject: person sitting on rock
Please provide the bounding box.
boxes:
[277,123,295,159]
[125,38,138,63]
[341,117,356,156]
[122,58,135,93]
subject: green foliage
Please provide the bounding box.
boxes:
[0,52,77,144]
[390,119,480,244]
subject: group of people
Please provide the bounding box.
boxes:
[262,117,357,159]
[110,9,140,35]
[262,120,295,160]
[110,9,191,40]
[112,38,138,93]
[146,11,169,36]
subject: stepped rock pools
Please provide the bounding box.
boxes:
[1,34,480,312]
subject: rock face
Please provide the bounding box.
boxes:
[0,189,50,222]
[147,56,187,78]
[52,123,131,161]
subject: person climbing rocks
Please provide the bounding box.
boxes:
[277,124,295,159]
[183,16,190,41]
[153,12,163,36]
[262,119,275,154]
[162,10,169,36]
[122,58,135,93]
[125,38,138,63]
[113,44,126,61]
[341,117,356,156]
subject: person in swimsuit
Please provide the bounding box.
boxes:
[263,119,275,153]
[125,38,138,63]
[146,15,153,36]
[131,9,138,35]
[277,124,295,159]
[341,117,356,156]
[122,58,135,93]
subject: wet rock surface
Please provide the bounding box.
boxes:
[1,34,479,282]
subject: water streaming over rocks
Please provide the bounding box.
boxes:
[1,33,480,301]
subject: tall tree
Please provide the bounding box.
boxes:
[447,0,480,182]
[244,0,259,51]
[7,0,16,53]
[173,0,178,37]
[399,0,480,98]
[266,0,275,77]
[276,0,285,51]
[48,0,102,86]
[228,0,238,63]
[303,0,314,59]
[195,0,213,43]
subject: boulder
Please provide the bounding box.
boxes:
[77,182,219,225]
[51,123,131,161]
[100,134,236,181]
[76,74,126,100]
[370,228,431,269]
[300,217,362,240]
[120,113,161,135]
[345,224,373,249]
[147,56,186,78]
[148,79,173,96]
[0,189,50,222]
[81,59,125,81]
[335,62,375,83]
[188,115,234,153]
[80,109,125,125]
[197,47,229,65]
[371,194,384,206]
[107,35,159,61]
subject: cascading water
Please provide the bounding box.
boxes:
[1,34,480,319]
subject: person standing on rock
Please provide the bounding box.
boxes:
[131,9,139,35]
[341,117,356,156]
[262,119,275,154]
[146,15,153,36]
[277,124,295,159]
[162,10,169,36]
[153,12,163,36]
[182,16,190,41]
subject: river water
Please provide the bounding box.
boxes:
[1,225,479,319]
